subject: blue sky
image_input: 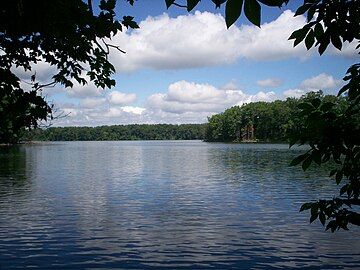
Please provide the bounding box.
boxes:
[23,0,358,126]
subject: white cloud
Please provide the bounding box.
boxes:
[51,80,277,126]
[66,81,104,98]
[122,106,145,115]
[109,10,313,72]
[257,78,283,88]
[220,80,238,90]
[12,59,57,84]
[147,80,276,114]
[283,88,306,98]
[283,73,342,98]
[299,73,341,90]
[80,98,106,108]
[108,91,137,105]
[329,41,359,58]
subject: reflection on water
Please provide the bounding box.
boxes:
[0,141,359,269]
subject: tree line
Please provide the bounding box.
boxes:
[204,91,348,143]
[26,91,348,144]
[25,124,207,141]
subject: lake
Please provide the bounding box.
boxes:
[0,141,359,269]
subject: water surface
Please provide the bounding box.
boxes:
[0,141,359,269]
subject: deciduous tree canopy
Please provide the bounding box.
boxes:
[25,124,207,141]
[1,0,138,143]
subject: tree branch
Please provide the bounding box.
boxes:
[173,2,187,8]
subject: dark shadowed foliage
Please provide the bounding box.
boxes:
[0,0,139,143]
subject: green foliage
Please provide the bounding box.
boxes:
[205,92,346,144]
[0,0,139,144]
[292,77,360,231]
[289,0,360,55]
[285,0,360,232]
[0,69,52,144]
[24,124,207,141]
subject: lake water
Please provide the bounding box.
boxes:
[0,141,359,269]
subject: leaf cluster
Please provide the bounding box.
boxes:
[291,70,360,231]
[289,0,360,54]
[0,0,139,144]
[166,0,288,28]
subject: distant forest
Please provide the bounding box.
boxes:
[26,124,207,141]
[204,91,347,143]
[26,92,348,143]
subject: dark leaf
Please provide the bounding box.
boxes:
[312,150,321,165]
[311,98,321,108]
[244,0,261,27]
[307,6,316,22]
[340,184,348,195]
[165,0,175,8]
[319,212,326,226]
[211,0,226,8]
[225,0,244,28]
[187,0,201,11]
[295,4,310,16]
[305,30,315,50]
[310,212,318,223]
[329,169,337,177]
[300,202,312,212]
[258,0,283,7]
[335,171,343,185]
[302,156,312,171]
[290,153,308,166]
[320,101,335,112]
[331,35,342,50]
[318,35,330,55]
[298,102,315,113]
[314,23,324,39]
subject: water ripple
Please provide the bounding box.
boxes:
[0,141,359,269]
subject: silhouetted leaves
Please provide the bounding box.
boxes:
[0,0,138,143]
[299,202,312,212]
[212,0,227,8]
[225,0,244,28]
[290,153,309,166]
[258,0,284,7]
[305,29,315,49]
[290,0,360,55]
[244,0,261,27]
[165,0,175,8]
[187,0,201,11]
[122,16,139,29]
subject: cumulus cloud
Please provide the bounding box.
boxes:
[283,73,342,98]
[299,73,341,90]
[51,80,277,126]
[122,106,146,115]
[220,80,238,90]
[257,78,283,88]
[80,98,106,109]
[108,91,137,105]
[109,10,313,71]
[12,59,57,84]
[147,80,276,114]
[54,104,147,126]
[66,81,104,98]
[283,88,306,99]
